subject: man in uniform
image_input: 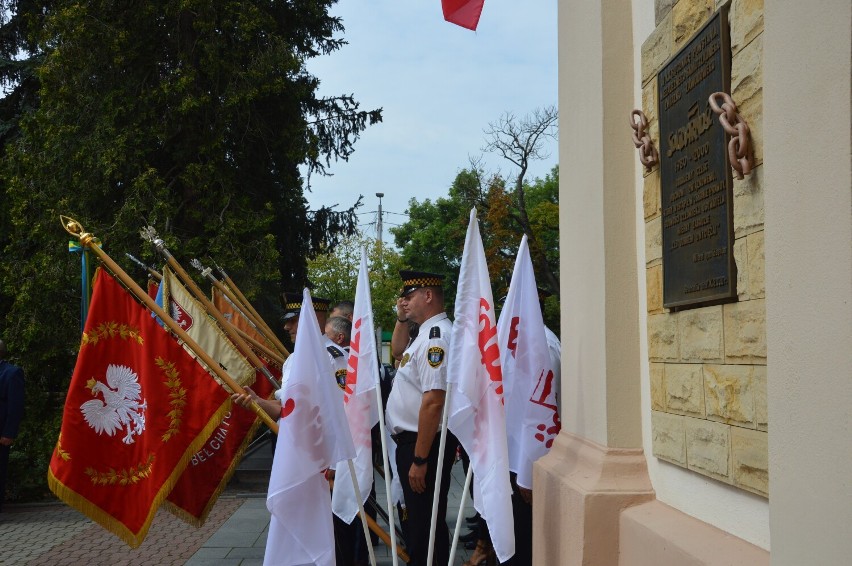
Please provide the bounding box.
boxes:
[386,270,458,566]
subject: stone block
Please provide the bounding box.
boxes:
[731,35,763,166]
[652,411,686,466]
[678,306,724,361]
[747,230,765,298]
[734,236,749,299]
[647,264,663,314]
[650,363,666,411]
[724,299,767,363]
[753,365,767,430]
[672,0,714,49]
[733,165,764,238]
[685,417,730,481]
[704,364,754,426]
[642,76,658,131]
[643,167,661,221]
[665,364,705,417]
[642,11,672,85]
[730,0,764,55]
[646,215,662,265]
[731,427,769,497]
[648,313,679,361]
[655,0,674,26]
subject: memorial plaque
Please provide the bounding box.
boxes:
[658,5,736,309]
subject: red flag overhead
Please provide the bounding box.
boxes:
[442,0,485,31]
[48,269,229,547]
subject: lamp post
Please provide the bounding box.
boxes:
[375,192,385,362]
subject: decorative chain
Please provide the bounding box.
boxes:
[709,92,753,179]
[630,109,659,172]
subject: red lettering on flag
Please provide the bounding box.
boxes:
[478,298,504,401]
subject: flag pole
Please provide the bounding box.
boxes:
[125,252,163,281]
[216,262,288,355]
[191,259,290,358]
[141,227,281,392]
[374,380,399,566]
[347,459,377,566]
[231,325,285,367]
[426,382,454,566]
[61,216,279,434]
[448,466,474,566]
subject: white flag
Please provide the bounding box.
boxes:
[265,288,356,566]
[497,235,561,490]
[332,248,381,523]
[447,208,515,563]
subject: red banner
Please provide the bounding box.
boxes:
[164,362,276,524]
[48,269,229,548]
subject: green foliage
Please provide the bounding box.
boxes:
[391,165,559,332]
[0,0,380,502]
[307,236,408,331]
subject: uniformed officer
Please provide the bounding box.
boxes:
[385,270,459,566]
[324,315,351,392]
[232,292,334,419]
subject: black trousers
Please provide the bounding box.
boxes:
[395,431,459,566]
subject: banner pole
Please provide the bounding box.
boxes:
[61,216,278,434]
[427,382,453,566]
[141,228,280,391]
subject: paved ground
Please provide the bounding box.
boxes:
[0,459,478,566]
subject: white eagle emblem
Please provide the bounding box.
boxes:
[169,298,193,330]
[80,364,148,444]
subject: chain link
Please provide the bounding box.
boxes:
[630,109,659,171]
[709,92,753,179]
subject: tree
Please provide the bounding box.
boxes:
[483,106,559,296]
[0,0,380,501]
[307,235,408,331]
[391,164,560,331]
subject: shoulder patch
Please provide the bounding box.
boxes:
[335,368,347,389]
[327,345,344,358]
[427,346,445,368]
[429,326,441,339]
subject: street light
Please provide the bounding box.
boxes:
[375,192,384,247]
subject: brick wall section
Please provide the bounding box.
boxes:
[642,0,768,498]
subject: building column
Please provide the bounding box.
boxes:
[763,1,852,564]
[535,1,652,564]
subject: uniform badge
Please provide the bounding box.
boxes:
[400,353,410,368]
[335,368,347,390]
[427,347,445,368]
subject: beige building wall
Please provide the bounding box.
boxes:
[637,0,770,548]
[542,0,851,563]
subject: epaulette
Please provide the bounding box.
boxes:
[327,345,344,358]
[429,326,441,339]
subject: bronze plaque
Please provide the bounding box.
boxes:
[658,5,736,309]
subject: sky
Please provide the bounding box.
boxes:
[302,1,559,242]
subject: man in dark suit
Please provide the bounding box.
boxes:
[0,338,25,512]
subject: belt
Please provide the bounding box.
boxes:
[391,431,418,445]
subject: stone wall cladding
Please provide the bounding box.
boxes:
[645,0,767,497]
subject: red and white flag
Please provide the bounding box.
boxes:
[497,235,561,490]
[265,288,355,566]
[332,247,381,523]
[442,0,485,31]
[447,208,515,563]
[48,269,229,547]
